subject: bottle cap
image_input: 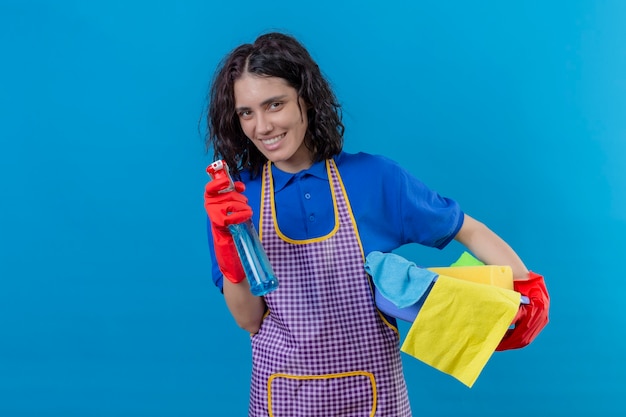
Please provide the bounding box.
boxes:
[206,160,235,192]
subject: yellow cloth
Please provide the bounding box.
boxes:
[400,274,520,387]
[427,265,514,290]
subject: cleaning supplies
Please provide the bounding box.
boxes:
[207,160,279,296]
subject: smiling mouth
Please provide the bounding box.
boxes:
[259,133,285,145]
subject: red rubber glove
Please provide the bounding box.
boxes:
[496,272,549,351]
[204,174,253,284]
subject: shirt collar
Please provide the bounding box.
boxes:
[271,159,328,192]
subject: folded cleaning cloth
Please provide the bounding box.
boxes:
[400,274,520,388]
[450,251,486,267]
[364,251,438,309]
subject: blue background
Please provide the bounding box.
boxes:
[1,0,625,415]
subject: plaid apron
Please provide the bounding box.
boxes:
[248,160,411,416]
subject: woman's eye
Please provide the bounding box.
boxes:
[269,102,283,110]
[238,110,252,119]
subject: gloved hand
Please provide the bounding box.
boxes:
[496,272,549,351]
[204,174,253,284]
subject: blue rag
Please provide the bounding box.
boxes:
[364,251,438,309]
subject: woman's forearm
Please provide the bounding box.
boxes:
[454,214,530,280]
[223,279,267,333]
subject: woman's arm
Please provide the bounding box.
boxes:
[223,280,267,333]
[204,174,267,333]
[454,214,530,281]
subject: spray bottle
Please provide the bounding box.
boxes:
[206,160,279,296]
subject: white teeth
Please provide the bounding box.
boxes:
[261,133,284,145]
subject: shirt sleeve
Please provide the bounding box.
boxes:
[393,163,464,248]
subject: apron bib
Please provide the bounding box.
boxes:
[249,160,411,417]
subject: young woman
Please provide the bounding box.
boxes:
[203,32,547,416]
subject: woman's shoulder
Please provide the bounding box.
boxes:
[334,151,406,179]
[237,167,263,201]
[335,151,401,169]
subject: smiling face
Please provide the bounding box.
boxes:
[234,73,312,173]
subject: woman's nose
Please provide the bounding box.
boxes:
[255,113,273,135]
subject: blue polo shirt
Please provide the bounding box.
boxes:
[207,151,464,290]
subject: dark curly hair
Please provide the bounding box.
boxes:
[205,32,345,178]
